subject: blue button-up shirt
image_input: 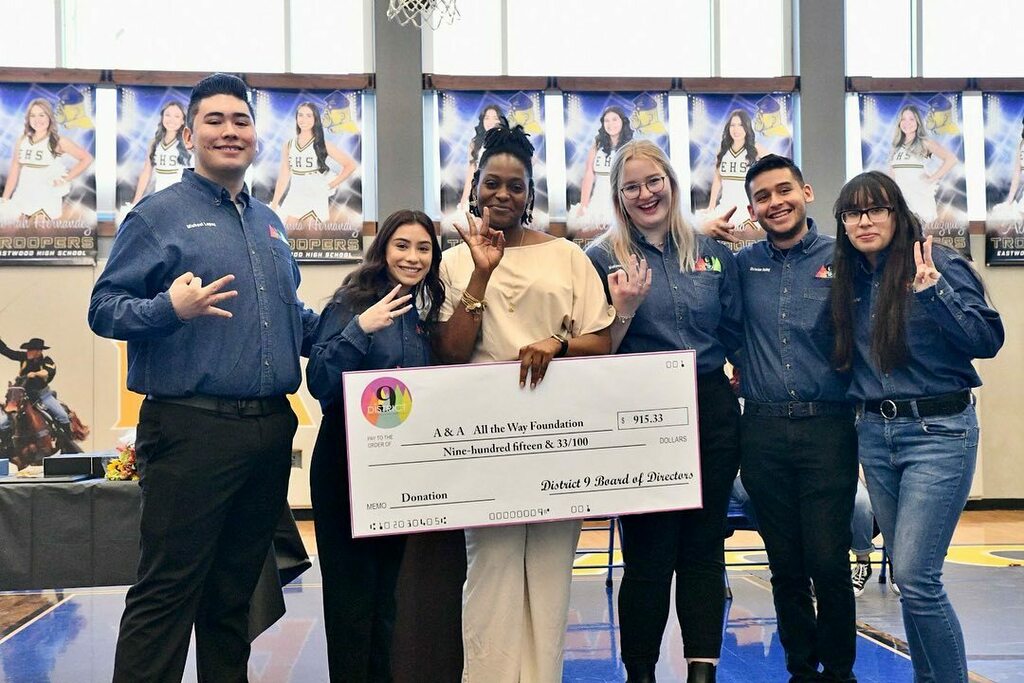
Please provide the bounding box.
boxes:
[737,220,849,403]
[586,230,743,375]
[88,169,318,398]
[306,293,432,412]
[848,245,1003,401]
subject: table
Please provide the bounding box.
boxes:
[0,478,309,639]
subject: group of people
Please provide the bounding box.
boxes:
[88,72,1002,683]
[126,97,358,226]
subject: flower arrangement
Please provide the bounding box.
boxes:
[105,442,139,481]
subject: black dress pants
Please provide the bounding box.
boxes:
[740,412,858,682]
[311,408,407,683]
[113,398,296,683]
[618,370,741,663]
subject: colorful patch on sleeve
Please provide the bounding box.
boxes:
[268,224,289,244]
[695,255,722,273]
[815,263,834,279]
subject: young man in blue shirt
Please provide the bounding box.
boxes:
[90,73,318,683]
[736,155,858,682]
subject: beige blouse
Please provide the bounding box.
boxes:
[439,238,615,364]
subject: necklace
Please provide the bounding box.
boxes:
[507,229,529,313]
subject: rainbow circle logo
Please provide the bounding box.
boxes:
[361,377,412,428]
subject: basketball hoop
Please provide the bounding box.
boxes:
[386,0,460,29]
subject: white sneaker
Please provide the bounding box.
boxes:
[889,572,901,596]
[851,560,872,597]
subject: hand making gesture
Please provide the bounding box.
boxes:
[168,272,238,320]
[456,207,506,275]
[608,254,652,321]
[358,285,414,334]
[701,206,740,244]
[913,235,941,293]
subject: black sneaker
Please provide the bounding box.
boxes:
[851,560,872,597]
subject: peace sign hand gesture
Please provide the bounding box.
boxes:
[607,255,652,319]
[913,235,941,293]
[455,208,505,275]
[358,285,414,334]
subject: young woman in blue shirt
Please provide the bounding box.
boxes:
[586,139,743,683]
[831,171,1003,683]
[306,209,443,682]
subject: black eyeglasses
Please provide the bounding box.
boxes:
[838,206,893,226]
[619,175,666,200]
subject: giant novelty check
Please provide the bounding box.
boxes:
[342,350,701,538]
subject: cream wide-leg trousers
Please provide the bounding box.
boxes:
[461,520,582,683]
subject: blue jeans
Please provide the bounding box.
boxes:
[850,479,875,556]
[35,390,70,426]
[857,403,978,683]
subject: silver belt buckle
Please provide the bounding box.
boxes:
[880,399,898,420]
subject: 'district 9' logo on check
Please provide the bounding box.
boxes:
[361,377,412,428]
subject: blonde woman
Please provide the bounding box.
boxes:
[586,140,743,683]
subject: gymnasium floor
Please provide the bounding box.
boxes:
[2,512,1022,682]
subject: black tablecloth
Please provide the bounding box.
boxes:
[0,478,310,640]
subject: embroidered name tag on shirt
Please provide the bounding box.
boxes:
[748,266,771,273]
[694,255,722,272]
[186,222,217,229]
[815,264,835,279]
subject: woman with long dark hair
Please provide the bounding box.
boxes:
[436,124,613,682]
[307,209,443,682]
[568,105,635,231]
[831,171,1003,683]
[2,98,93,222]
[586,139,742,683]
[706,109,765,226]
[270,101,358,225]
[457,104,507,212]
[132,100,190,203]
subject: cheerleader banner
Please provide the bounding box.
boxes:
[0,82,97,264]
[564,91,669,249]
[858,92,969,257]
[251,88,364,262]
[437,90,548,251]
[115,86,192,225]
[982,92,1024,265]
[689,93,794,253]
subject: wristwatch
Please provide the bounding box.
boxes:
[551,333,569,358]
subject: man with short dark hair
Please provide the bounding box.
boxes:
[90,72,317,683]
[735,155,858,682]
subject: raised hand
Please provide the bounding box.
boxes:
[701,206,740,243]
[913,235,941,292]
[608,255,652,320]
[168,272,238,320]
[357,285,414,334]
[455,207,505,274]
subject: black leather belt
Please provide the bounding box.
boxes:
[863,390,972,419]
[147,394,290,417]
[744,400,852,419]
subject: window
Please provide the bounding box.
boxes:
[62,0,286,72]
[844,0,912,78]
[0,1,58,67]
